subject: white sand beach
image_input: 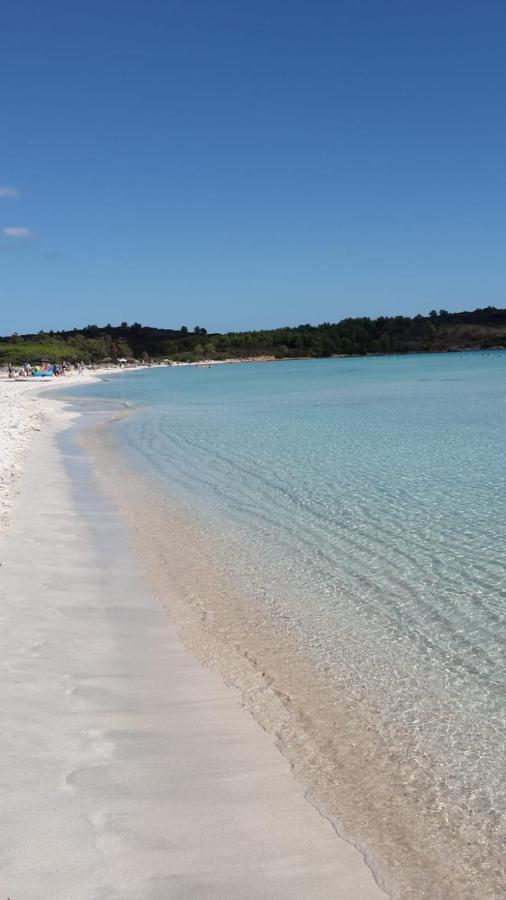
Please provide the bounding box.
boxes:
[0,379,388,899]
[0,365,142,529]
[0,380,44,529]
[0,373,94,530]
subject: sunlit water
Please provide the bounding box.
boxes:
[68,353,506,894]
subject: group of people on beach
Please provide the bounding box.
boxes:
[8,362,33,378]
[7,361,86,379]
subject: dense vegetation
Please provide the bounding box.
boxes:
[1,307,506,365]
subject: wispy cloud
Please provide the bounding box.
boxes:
[0,186,19,198]
[3,226,31,238]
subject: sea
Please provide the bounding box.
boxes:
[66,352,506,898]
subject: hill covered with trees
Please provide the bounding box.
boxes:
[1,307,506,366]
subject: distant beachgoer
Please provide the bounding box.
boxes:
[8,363,13,379]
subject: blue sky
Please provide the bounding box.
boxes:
[1,0,505,333]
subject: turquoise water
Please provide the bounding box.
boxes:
[68,353,506,892]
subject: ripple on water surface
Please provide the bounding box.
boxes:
[69,354,506,897]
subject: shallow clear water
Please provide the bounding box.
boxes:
[68,353,506,893]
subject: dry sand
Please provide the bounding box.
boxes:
[0,369,109,530]
[0,379,49,529]
[0,383,387,898]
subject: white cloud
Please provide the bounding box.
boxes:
[0,186,19,198]
[3,226,30,238]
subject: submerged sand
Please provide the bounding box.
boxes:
[0,396,386,896]
[81,400,506,899]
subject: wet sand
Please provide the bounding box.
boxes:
[0,403,387,898]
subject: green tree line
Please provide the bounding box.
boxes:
[1,307,506,365]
